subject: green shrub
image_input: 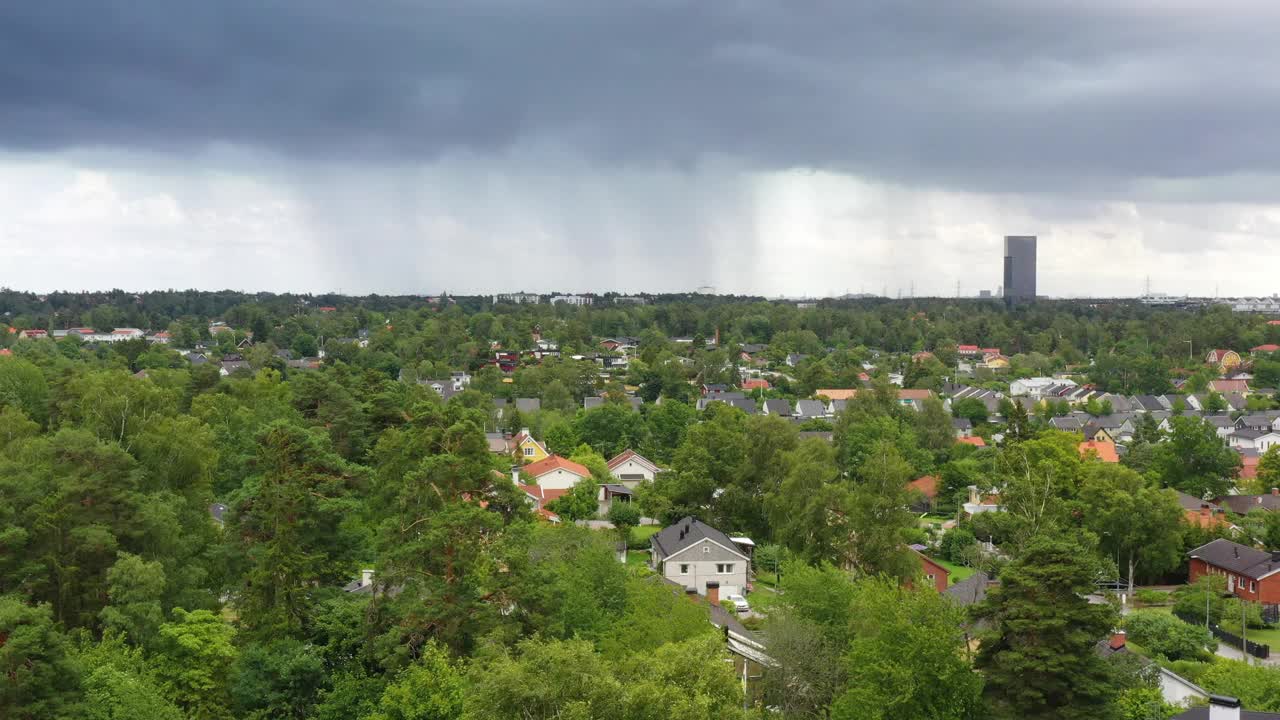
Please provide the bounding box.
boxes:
[1134,589,1170,606]
[1123,610,1214,661]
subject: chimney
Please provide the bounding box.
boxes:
[706,580,720,606]
[511,465,521,486]
[1208,695,1242,720]
[361,569,374,588]
[1109,630,1126,650]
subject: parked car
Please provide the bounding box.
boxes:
[726,594,750,613]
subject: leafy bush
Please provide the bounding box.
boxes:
[1123,610,1214,661]
[1134,589,1170,606]
[939,527,977,565]
[1172,576,1227,625]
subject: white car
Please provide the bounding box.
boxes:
[725,594,750,613]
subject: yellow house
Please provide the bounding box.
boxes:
[980,354,1010,370]
[513,429,549,463]
[1205,349,1242,373]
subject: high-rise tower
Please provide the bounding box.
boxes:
[1002,235,1037,305]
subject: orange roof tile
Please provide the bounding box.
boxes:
[815,388,859,400]
[1079,440,1120,463]
[957,436,986,447]
[521,455,591,479]
[908,475,939,499]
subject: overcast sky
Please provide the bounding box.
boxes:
[4,1,1280,298]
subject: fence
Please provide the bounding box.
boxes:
[1173,610,1271,660]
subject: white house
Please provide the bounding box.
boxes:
[650,517,751,598]
[1229,430,1280,453]
[520,455,591,491]
[549,295,593,306]
[606,449,660,488]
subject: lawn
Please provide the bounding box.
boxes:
[629,524,660,546]
[746,587,782,615]
[1219,620,1280,649]
[934,558,976,585]
[625,549,650,567]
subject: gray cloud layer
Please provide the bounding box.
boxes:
[6,1,1280,192]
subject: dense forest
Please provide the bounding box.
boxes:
[3,289,1280,719]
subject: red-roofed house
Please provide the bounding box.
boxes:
[956,345,981,356]
[957,436,986,447]
[17,329,47,339]
[1209,379,1250,395]
[319,306,337,312]
[522,455,592,490]
[907,475,939,512]
[1252,344,1280,356]
[1079,440,1120,463]
[1206,349,1243,372]
[741,378,771,392]
[517,483,565,522]
[606,449,660,487]
[1269,320,1280,326]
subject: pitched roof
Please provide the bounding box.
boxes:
[521,455,590,479]
[650,517,748,560]
[944,571,991,607]
[898,389,935,401]
[956,436,986,447]
[1187,538,1280,580]
[1252,344,1280,353]
[763,398,793,415]
[907,475,939,499]
[607,449,659,473]
[1079,440,1120,463]
[815,388,859,400]
[794,399,827,417]
[1214,491,1280,514]
[1209,379,1250,394]
[1207,349,1235,362]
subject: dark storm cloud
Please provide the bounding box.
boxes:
[3,1,1280,192]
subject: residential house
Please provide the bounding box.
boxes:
[512,429,550,463]
[1177,493,1235,532]
[952,418,973,438]
[907,475,939,513]
[945,384,1004,416]
[979,353,1010,370]
[17,329,48,339]
[914,549,950,593]
[1187,538,1280,606]
[1239,449,1261,481]
[597,483,634,516]
[549,295,592,306]
[897,389,935,411]
[1050,415,1087,432]
[147,331,171,344]
[520,455,592,491]
[728,397,758,415]
[814,388,860,401]
[485,432,514,455]
[956,436,986,448]
[741,377,771,392]
[515,480,565,523]
[1206,349,1244,373]
[696,391,744,411]
[650,517,751,598]
[421,376,468,401]
[956,345,981,357]
[785,353,808,367]
[606,449,660,487]
[1096,632,1211,709]
[794,399,828,420]
[1079,440,1120,463]
[219,359,251,376]
[1236,413,1280,433]
[761,399,793,417]
[1209,379,1251,395]
[1252,344,1280,357]
[963,485,1002,515]
[1228,429,1280,453]
[1010,377,1072,397]
[1213,488,1280,515]
[515,397,541,414]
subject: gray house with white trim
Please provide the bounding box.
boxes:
[650,517,750,598]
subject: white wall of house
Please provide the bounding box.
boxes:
[657,538,749,597]
[610,458,656,487]
[532,468,587,490]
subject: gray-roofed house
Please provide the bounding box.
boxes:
[794,399,828,420]
[515,398,541,413]
[728,398,758,415]
[650,517,751,598]
[1188,537,1280,599]
[1050,415,1087,432]
[952,417,973,438]
[1213,489,1280,515]
[1237,413,1280,432]
[421,377,468,401]
[762,399,793,417]
[219,359,252,376]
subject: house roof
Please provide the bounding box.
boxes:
[763,399,793,415]
[1207,349,1236,362]
[1079,440,1120,463]
[1050,415,1086,431]
[741,378,771,391]
[1187,538,1280,580]
[898,389,935,401]
[515,397,541,413]
[607,449,659,473]
[650,516,747,561]
[1253,344,1280,353]
[815,388,859,400]
[944,571,991,607]
[517,482,570,505]
[795,399,827,417]
[908,475,939,499]
[1176,492,1220,513]
[951,417,973,430]
[522,455,590,479]
[1173,707,1280,720]
[956,436,986,447]
[1214,491,1280,514]
[1209,379,1250,394]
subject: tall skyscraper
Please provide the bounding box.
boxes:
[1002,235,1037,305]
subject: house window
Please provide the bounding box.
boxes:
[716,563,735,574]
[680,564,690,575]
[1251,581,1256,592]
[703,546,710,555]
[524,447,535,456]
[926,574,936,582]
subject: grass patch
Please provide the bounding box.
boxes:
[625,549,650,567]
[746,587,782,615]
[934,558,976,585]
[1218,620,1280,649]
[754,571,780,589]
[629,525,660,547]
